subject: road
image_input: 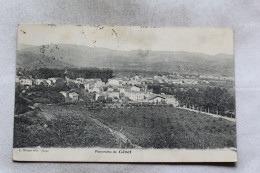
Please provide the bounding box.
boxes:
[89,117,141,149]
[177,107,236,123]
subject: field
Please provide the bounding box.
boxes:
[13,109,120,148]
[14,104,236,149]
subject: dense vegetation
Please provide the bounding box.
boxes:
[13,110,119,148]
[14,105,236,149]
[113,68,171,78]
[15,84,67,114]
[14,77,96,115]
[17,67,113,83]
[174,87,235,117]
[92,107,236,149]
[148,84,235,117]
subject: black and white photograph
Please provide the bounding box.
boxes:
[13,24,236,162]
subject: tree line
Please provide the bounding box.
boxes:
[16,67,113,83]
[175,87,235,117]
[147,84,235,117]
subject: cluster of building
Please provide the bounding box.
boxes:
[16,75,180,106]
[199,75,235,81]
[16,73,234,106]
[16,77,58,87]
[67,76,179,106]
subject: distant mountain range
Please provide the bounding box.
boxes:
[16,43,235,77]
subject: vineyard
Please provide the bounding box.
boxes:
[13,110,119,148]
[14,104,236,149]
[91,106,236,149]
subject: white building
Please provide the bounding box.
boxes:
[119,88,126,94]
[183,79,198,85]
[219,76,235,81]
[84,82,99,91]
[84,83,90,90]
[171,79,183,84]
[125,91,145,101]
[95,91,120,101]
[49,78,58,84]
[20,79,32,86]
[130,86,141,92]
[108,79,120,86]
[95,93,109,101]
[45,79,52,86]
[76,78,85,83]
[68,92,79,102]
[93,80,105,88]
[165,96,179,107]
[15,77,20,83]
[66,77,79,84]
[35,79,44,85]
[59,91,78,102]
[201,80,210,84]
[134,76,140,81]
[107,87,114,92]
[129,80,142,86]
[59,91,67,97]
[107,91,120,99]
[148,95,166,103]
[92,87,101,93]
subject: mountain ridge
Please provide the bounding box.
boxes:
[17,43,235,76]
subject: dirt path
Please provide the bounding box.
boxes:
[89,117,141,149]
[177,107,236,123]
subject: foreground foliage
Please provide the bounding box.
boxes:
[14,105,236,149]
[92,106,236,149]
[13,110,119,148]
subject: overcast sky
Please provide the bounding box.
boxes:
[17,24,233,55]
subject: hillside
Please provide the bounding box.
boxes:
[17,43,234,76]
[16,51,73,69]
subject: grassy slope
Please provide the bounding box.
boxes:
[14,104,236,149]
[91,106,236,149]
[13,109,119,148]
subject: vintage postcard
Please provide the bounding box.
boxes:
[13,24,236,162]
